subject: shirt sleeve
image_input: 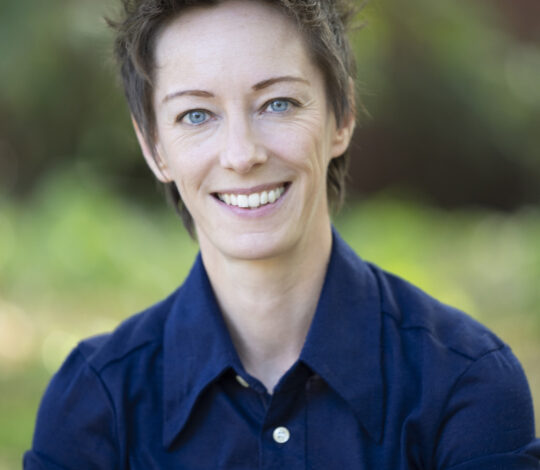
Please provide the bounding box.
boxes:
[435,345,540,469]
[24,347,119,470]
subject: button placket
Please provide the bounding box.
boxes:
[259,384,307,469]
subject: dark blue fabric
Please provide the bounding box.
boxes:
[25,230,540,469]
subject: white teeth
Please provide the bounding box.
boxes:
[217,185,286,209]
[248,193,260,208]
[237,194,249,208]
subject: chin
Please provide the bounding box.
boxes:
[201,227,297,262]
[230,235,293,261]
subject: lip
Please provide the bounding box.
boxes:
[213,182,290,217]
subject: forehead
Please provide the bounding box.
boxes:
[153,0,319,93]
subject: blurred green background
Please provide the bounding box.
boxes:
[1,0,539,468]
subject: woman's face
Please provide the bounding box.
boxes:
[141,0,353,262]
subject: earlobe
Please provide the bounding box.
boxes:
[131,116,172,183]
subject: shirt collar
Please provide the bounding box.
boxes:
[162,254,244,448]
[162,228,385,448]
[300,228,384,443]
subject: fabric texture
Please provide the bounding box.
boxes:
[25,229,540,469]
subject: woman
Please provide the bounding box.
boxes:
[25,0,540,468]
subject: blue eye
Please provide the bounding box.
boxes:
[267,99,291,113]
[181,110,209,125]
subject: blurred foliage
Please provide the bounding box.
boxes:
[1,0,539,207]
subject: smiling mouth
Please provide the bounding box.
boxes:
[214,183,289,209]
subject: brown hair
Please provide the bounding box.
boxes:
[109,0,358,237]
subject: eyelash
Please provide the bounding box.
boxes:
[262,97,301,114]
[176,109,212,126]
[175,97,301,126]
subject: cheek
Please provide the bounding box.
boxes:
[161,136,216,189]
[265,123,329,177]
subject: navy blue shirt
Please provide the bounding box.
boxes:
[25,231,540,469]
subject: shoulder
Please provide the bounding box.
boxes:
[368,262,504,361]
[39,286,180,408]
[77,288,179,373]
[26,289,181,468]
[353,260,539,464]
[330,229,505,364]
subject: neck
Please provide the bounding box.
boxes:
[200,223,333,393]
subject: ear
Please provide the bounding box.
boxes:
[131,116,172,183]
[330,111,356,159]
[330,78,357,159]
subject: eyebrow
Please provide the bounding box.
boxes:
[162,89,214,104]
[252,75,310,91]
[161,76,310,104]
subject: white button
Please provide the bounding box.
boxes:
[235,375,250,388]
[273,426,290,444]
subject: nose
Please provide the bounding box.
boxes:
[219,113,267,174]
